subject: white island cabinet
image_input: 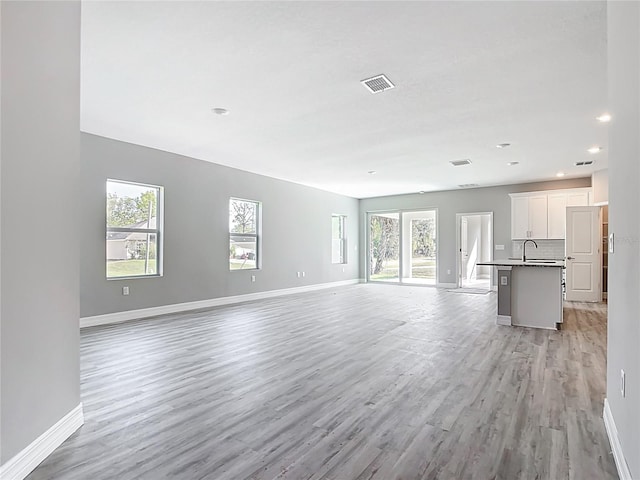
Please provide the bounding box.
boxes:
[477,260,564,330]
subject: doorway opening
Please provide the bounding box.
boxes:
[456,212,493,289]
[368,209,437,285]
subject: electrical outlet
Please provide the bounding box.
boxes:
[495,244,505,251]
[621,369,626,397]
[296,272,301,278]
[122,286,129,296]
[251,275,256,283]
[302,272,306,277]
[342,267,345,273]
[447,269,451,275]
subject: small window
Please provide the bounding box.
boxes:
[229,198,260,270]
[332,214,347,264]
[106,179,162,279]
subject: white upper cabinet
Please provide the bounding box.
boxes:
[547,193,568,238]
[510,188,591,240]
[510,194,548,239]
[511,196,530,239]
[567,190,590,206]
[528,195,548,239]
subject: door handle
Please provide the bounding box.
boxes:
[566,256,574,260]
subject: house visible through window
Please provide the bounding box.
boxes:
[106,179,162,278]
[229,198,260,270]
[332,214,347,264]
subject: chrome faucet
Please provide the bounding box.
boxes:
[522,239,538,262]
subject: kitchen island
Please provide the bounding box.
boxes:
[477,259,564,330]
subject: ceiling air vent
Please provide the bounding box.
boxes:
[458,183,479,188]
[361,74,395,93]
[575,160,594,166]
[450,159,472,167]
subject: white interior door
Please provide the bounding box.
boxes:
[566,206,601,302]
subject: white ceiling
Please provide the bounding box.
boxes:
[80,1,608,199]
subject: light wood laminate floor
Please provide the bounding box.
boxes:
[28,284,617,480]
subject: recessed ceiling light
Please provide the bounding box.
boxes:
[596,113,612,123]
[368,170,377,175]
[556,172,566,177]
[507,161,519,166]
[496,143,511,149]
[587,146,603,154]
[211,107,229,116]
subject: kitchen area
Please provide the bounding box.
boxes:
[479,183,606,330]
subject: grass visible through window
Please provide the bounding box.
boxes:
[107,259,157,278]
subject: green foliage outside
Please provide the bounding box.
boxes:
[107,190,157,227]
[370,258,436,280]
[230,200,256,233]
[369,215,437,278]
[411,218,436,257]
[370,216,399,275]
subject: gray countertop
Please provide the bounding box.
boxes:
[477,259,565,268]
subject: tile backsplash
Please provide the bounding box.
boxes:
[511,239,565,260]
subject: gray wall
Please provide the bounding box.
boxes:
[607,2,639,477]
[1,1,81,463]
[359,178,591,283]
[81,134,360,318]
[592,169,609,205]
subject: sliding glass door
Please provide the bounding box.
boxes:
[369,212,400,282]
[368,210,437,284]
[402,210,437,284]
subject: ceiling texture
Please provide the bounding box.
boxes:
[81,1,608,199]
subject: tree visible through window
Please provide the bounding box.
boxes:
[229,198,260,270]
[106,180,162,278]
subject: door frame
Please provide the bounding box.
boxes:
[455,212,494,288]
[366,208,439,285]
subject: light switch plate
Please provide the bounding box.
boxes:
[609,233,614,253]
[495,245,505,251]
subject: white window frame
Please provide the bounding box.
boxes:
[229,197,261,271]
[332,214,347,264]
[106,179,163,279]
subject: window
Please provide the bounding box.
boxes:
[106,179,162,278]
[229,198,260,270]
[332,214,347,264]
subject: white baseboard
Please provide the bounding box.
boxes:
[81,279,360,328]
[436,283,457,288]
[603,398,633,480]
[0,403,84,480]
